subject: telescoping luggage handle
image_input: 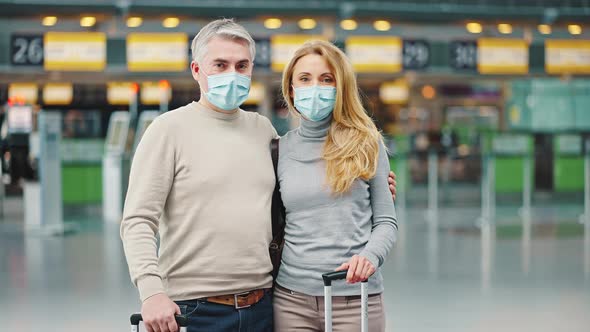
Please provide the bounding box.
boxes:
[322,271,369,332]
[130,314,188,332]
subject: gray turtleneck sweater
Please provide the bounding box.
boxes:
[276,115,397,296]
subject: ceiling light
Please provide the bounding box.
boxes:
[264,18,282,29]
[340,19,358,31]
[568,24,582,35]
[538,24,552,35]
[498,23,512,34]
[162,17,179,28]
[42,16,57,27]
[298,18,316,30]
[373,20,391,32]
[127,16,143,28]
[80,16,96,27]
[466,22,482,34]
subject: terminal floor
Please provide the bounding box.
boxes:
[0,197,589,332]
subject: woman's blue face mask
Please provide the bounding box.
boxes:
[292,85,336,122]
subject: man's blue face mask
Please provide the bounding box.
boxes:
[203,70,251,111]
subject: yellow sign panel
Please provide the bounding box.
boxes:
[8,83,38,104]
[43,83,73,105]
[44,32,106,71]
[140,82,172,105]
[271,35,327,72]
[244,82,265,105]
[107,82,137,105]
[545,39,590,74]
[127,33,188,72]
[379,80,409,104]
[478,38,529,74]
[346,36,402,73]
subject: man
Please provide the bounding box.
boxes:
[120,18,397,332]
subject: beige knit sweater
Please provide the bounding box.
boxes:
[120,101,277,302]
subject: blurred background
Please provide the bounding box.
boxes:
[0,1,589,331]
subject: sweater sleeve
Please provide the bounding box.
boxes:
[120,117,175,302]
[359,141,398,268]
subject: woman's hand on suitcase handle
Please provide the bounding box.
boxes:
[335,255,376,284]
[141,293,181,332]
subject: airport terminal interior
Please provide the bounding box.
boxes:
[0,0,589,331]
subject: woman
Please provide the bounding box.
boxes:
[273,40,397,332]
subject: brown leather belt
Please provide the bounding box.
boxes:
[203,289,268,309]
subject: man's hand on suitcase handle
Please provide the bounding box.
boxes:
[334,254,376,284]
[141,293,182,332]
[130,313,188,328]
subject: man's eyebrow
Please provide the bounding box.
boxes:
[211,59,250,63]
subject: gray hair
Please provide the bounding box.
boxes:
[191,18,256,63]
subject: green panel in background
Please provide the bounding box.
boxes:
[453,125,472,146]
[389,157,410,192]
[495,157,534,193]
[62,163,103,204]
[389,134,411,155]
[389,156,399,173]
[490,133,534,193]
[554,158,584,191]
[553,135,584,192]
[387,135,411,191]
[61,139,105,204]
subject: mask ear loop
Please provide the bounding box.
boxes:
[290,84,303,118]
[195,63,211,95]
[199,68,206,77]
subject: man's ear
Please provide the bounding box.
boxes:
[190,61,200,80]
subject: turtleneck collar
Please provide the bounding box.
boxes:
[298,114,332,138]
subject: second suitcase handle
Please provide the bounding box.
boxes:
[322,270,348,286]
[130,313,188,332]
[322,270,369,332]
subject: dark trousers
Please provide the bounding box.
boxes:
[175,291,273,332]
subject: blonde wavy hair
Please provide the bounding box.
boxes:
[281,40,383,194]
